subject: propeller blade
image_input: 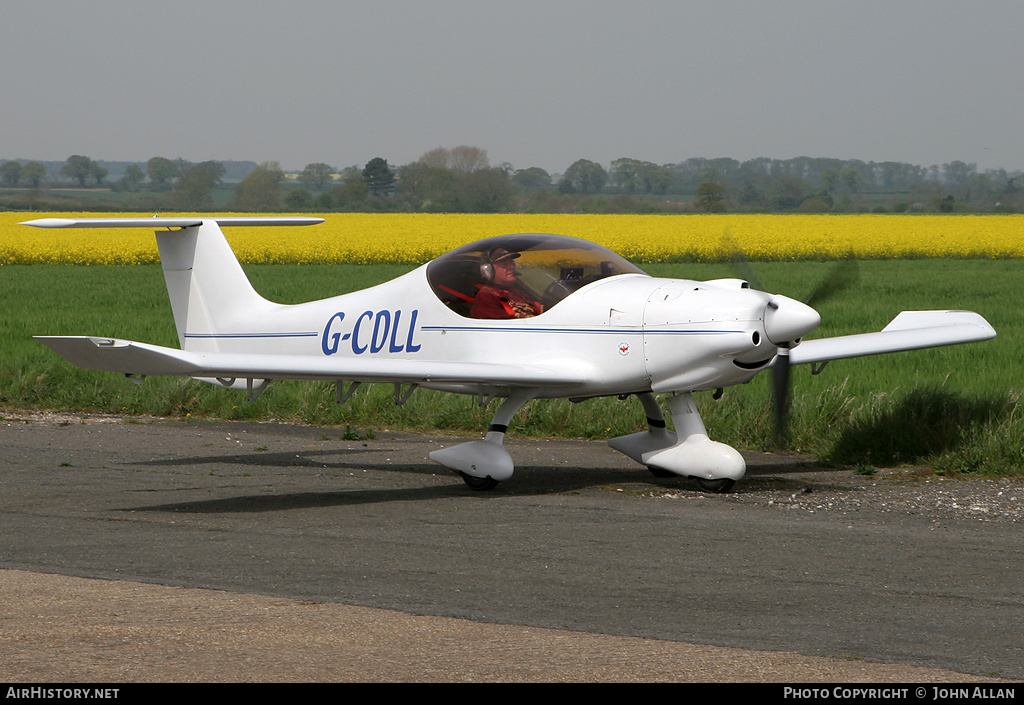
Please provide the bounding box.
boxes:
[773,345,791,446]
[804,258,859,307]
[722,229,765,291]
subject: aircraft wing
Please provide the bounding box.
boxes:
[35,336,588,387]
[788,310,996,366]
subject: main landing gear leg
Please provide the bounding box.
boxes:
[608,393,677,475]
[608,392,745,492]
[429,391,533,491]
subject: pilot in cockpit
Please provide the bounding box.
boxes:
[470,247,544,319]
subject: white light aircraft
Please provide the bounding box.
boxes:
[24,216,996,492]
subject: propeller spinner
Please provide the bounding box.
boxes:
[764,295,820,346]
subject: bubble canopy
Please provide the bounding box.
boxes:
[426,233,647,317]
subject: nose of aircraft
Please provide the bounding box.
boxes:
[764,295,821,345]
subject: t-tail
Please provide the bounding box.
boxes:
[22,217,323,352]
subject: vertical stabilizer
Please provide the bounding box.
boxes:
[156,220,271,352]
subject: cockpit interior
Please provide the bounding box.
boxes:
[426,233,646,317]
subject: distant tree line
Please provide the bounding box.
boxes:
[3,150,1023,213]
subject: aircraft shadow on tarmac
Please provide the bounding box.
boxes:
[117,446,848,515]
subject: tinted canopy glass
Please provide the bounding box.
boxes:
[426,233,646,317]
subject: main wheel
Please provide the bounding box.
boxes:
[696,477,736,493]
[459,472,500,491]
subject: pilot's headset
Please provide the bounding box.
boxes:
[480,247,520,283]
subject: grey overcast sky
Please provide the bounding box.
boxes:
[2,0,1022,174]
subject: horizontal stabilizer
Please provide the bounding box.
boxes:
[789,310,995,366]
[22,217,324,229]
[35,336,588,387]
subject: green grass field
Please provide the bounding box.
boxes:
[1,260,1021,476]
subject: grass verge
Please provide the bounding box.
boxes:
[1,260,1020,478]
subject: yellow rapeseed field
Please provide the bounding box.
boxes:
[2,212,1022,265]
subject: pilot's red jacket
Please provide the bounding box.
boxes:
[471,285,541,319]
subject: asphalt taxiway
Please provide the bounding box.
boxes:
[1,414,1021,682]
